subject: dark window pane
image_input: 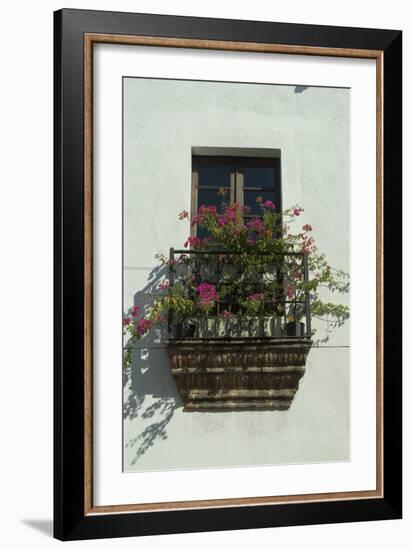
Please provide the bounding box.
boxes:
[244,190,277,215]
[197,188,228,213]
[244,166,275,190]
[197,225,211,240]
[198,165,233,187]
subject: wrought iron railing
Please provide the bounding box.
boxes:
[168,248,311,339]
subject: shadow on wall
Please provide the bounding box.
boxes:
[122,260,348,465]
[123,263,183,466]
[294,85,309,93]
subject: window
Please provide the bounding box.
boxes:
[191,155,281,238]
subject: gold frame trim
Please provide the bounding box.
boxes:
[84,33,384,515]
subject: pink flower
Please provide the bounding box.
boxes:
[136,318,152,336]
[220,310,235,318]
[198,204,217,216]
[293,207,303,216]
[225,210,236,223]
[184,236,202,248]
[247,293,265,302]
[301,237,315,253]
[247,218,265,233]
[123,316,132,326]
[292,269,303,280]
[132,305,140,318]
[197,283,215,293]
[178,210,189,220]
[285,284,295,299]
[302,224,313,232]
[191,213,205,227]
[158,280,170,290]
[262,200,276,209]
[217,216,228,227]
[224,203,240,223]
[196,283,219,307]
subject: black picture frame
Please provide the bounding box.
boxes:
[54,8,402,541]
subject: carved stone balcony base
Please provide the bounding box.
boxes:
[166,337,313,411]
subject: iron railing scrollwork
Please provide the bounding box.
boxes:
[168,248,311,339]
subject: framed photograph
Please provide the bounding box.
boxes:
[54,8,402,541]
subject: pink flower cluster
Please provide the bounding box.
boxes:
[285,284,295,299]
[180,201,318,263]
[190,214,204,227]
[191,205,218,227]
[247,218,265,233]
[199,204,218,215]
[184,236,201,248]
[217,216,228,227]
[196,283,219,307]
[224,203,240,223]
[247,292,265,302]
[220,310,236,318]
[183,236,211,248]
[123,305,140,328]
[136,318,152,336]
[124,302,167,339]
[255,196,276,208]
[301,236,315,254]
[136,313,167,336]
[178,210,189,220]
[158,280,170,290]
[190,205,213,227]
[190,202,257,235]
[291,269,303,280]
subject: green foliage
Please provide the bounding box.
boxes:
[123,199,350,351]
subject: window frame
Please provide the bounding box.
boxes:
[191,155,282,238]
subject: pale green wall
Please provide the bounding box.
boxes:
[123,77,350,472]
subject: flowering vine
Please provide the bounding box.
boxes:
[123,195,349,365]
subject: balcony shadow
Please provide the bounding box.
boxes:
[123,263,183,465]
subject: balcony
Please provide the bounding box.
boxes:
[166,248,313,411]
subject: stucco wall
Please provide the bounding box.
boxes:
[123,77,350,472]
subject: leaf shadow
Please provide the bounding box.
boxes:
[123,264,183,466]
